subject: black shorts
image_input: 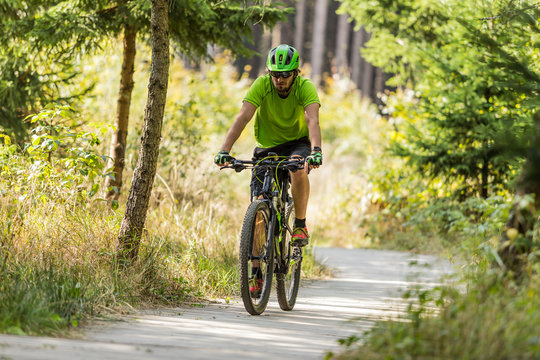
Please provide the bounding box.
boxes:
[250,137,311,198]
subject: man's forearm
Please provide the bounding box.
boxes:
[304,103,321,150]
[307,118,322,150]
[221,121,245,152]
[220,102,256,152]
[309,126,322,150]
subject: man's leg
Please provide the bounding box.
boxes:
[290,169,309,220]
[290,169,310,246]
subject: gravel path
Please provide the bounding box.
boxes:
[0,247,454,360]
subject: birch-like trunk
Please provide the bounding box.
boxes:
[294,0,306,56]
[310,0,328,86]
[334,13,350,76]
[350,25,364,87]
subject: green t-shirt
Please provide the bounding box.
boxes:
[243,75,320,148]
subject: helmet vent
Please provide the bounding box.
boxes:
[285,48,294,65]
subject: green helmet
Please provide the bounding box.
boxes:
[266,44,299,71]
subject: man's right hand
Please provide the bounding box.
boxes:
[214,150,235,166]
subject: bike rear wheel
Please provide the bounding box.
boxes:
[239,200,274,315]
[276,200,302,311]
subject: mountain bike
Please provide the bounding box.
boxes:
[222,154,304,315]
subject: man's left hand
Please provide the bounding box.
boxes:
[305,147,322,172]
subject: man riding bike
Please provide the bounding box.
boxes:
[214,44,323,248]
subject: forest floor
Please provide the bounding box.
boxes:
[0,247,454,360]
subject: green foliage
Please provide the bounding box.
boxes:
[0,199,196,335]
[340,0,540,198]
[168,1,289,60]
[0,105,109,203]
[331,4,540,358]
[0,0,288,141]
[0,262,95,335]
[0,1,97,141]
[0,45,89,142]
[158,57,250,174]
[334,268,540,360]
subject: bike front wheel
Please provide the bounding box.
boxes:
[276,200,302,311]
[239,200,274,315]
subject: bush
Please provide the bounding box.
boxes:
[333,267,540,360]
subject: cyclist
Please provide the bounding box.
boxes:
[214,44,323,249]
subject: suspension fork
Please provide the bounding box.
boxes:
[275,179,291,273]
[263,199,277,262]
[261,168,288,265]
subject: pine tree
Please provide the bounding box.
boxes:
[0,1,92,142]
[342,0,540,270]
[340,0,539,199]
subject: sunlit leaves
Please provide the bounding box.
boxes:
[341,0,540,198]
[1,105,109,204]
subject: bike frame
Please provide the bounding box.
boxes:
[223,156,301,275]
[257,162,295,276]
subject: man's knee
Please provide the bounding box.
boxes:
[290,169,308,184]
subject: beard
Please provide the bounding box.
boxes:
[274,77,296,98]
[276,86,291,97]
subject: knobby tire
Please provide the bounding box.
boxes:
[239,200,274,315]
[276,200,302,311]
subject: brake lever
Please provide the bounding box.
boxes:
[218,161,245,171]
[234,164,246,173]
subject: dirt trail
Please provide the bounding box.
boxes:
[0,247,454,360]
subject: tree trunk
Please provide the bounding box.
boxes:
[480,156,489,199]
[361,31,374,99]
[350,25,364,87]
[247,24,262,79]
[259,31,272,75]
[334,12,350,77]
[280,10,295,47]
[374,67,386,105]
[271,22,282,47]
[106,25,137,201]
[499,112,540,273]
[294,0,306,56]
[117,0,169,261]
[310,0,328,86]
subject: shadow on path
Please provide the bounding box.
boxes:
[0,247,455,360]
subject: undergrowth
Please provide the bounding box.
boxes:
[332,264,540,360]
[327,111,540,359]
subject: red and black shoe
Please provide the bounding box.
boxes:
[249,276,264,299]
[291,227,310,247]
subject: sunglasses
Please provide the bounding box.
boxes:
[270,71,294,79]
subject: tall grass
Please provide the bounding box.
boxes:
[0,142,331,336]
[333,267,540,360]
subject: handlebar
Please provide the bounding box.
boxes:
[220,157,305,173]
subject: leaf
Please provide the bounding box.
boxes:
[32,135,42,146]
[0,134,11,146]
[6,326,26,336]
